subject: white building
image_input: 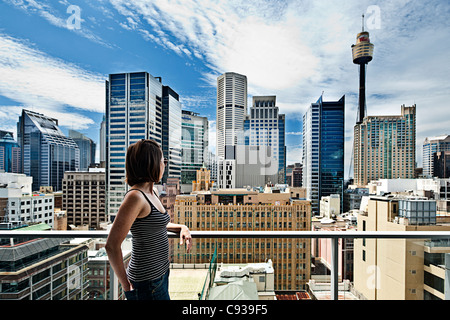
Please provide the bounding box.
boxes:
[0,172,55,228]
[211,260,275,300]
[216,72,247,159]
[216,72,247,190]
[319,194,341,218]
[367,178,450,200]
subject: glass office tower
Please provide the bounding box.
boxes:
[106,72,163,221]
[423,135,450,178]
[278,113,286,184]
[69,130,96,171]
[0,131,21,173]
[162,85,182,184]
[17,109,80,192]
[303,95,345,215]
[180,110,209,190]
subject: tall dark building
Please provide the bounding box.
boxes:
[434,151,450,178]
[17,110,79,191]
[162,85,182,184]
[106,72,163,220]
[303,95,345,215]
[69,129,96,171]
[0,130,21,173]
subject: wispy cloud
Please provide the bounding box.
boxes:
[107,0,450,169]
[0,34,105,112]
[286,146,303,165]
[4,0,113,47]
[107,0,450,109]
[0,33,105,135]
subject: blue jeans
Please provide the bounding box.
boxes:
[125,269,170,300]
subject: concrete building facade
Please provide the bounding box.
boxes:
[354,195,450,300]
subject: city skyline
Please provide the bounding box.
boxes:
[0,0,449,177]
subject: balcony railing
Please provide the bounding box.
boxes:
[1,230,450,300]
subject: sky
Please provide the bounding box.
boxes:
[0,0,449,179]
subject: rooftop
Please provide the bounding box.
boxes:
[169,265,210,300]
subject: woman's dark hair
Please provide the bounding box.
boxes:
[125,139,163,186]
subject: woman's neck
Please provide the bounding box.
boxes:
[134,182,154,193]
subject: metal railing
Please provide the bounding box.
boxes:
[2,230,450,300]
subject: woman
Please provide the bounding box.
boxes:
[106,139,192,300]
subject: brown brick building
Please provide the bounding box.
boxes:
[62,170,106,229]
[173,185,311,291]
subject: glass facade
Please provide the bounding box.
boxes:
[181,110,209,185]
[106,72,163,220]
[17,110,79,192]
[423,135,450,178]
[303,96,345,215]
[319,97,345,201]
[162,86,182,184]
[0,131,21,173]
[278,114,286,184]
[69,130,96,171]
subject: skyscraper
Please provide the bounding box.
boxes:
[245,96,286,184]
[302,95,345,215]
[100,115,106,163]
[423,135,450,178]
[216,72,247,189]
[0,130,21,173]
[17,109,79,192]
[353,104,416,186]
[216,72,247,159]
[69,129,96,171]
[180,110,209,193]
[162,85,182,185]
[106,72,163,220]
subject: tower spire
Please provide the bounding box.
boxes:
[362,14,365,32]
[351,16,374,124]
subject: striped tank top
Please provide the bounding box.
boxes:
[126,189,170,283]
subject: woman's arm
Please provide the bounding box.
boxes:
[105,191,143,291]
[167,222,192,253]
[154,186,192,253]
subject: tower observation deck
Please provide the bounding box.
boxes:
[351,15,374,124]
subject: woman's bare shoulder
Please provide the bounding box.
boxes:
[122,189,147,207]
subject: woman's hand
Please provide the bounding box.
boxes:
[123,281,133,293]
[180,225,192,253]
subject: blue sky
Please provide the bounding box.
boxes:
[0,0,449,178]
